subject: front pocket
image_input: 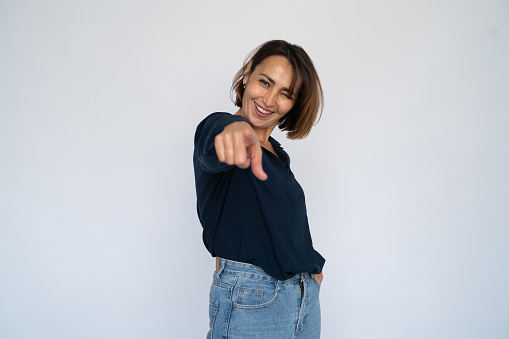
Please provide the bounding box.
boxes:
[233,277,280,309]
[311,275,322,288]
[237,286,263,305]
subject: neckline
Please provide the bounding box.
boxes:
[261,137,284,159]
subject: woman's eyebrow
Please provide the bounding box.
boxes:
[260,73,291,92]
[260,73,275,85]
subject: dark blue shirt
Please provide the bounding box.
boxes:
[193,112,325,280]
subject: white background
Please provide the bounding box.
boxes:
[1,1,508,338]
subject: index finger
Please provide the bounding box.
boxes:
[248,144,267,181]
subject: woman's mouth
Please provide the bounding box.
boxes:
[254,102,274,117]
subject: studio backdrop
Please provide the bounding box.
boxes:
[1,1,508,338]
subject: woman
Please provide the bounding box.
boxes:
[193,40,325,338]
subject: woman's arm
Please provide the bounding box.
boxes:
[194,113,251,174]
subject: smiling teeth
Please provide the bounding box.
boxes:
[255,103,272,114]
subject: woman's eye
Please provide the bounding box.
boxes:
[259,79,269,86]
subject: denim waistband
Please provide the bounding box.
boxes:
[217,258,309,283]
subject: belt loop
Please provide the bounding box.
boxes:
[216,257,226,276]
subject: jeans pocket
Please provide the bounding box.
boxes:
[233,277,279,309]
[311,274,322,288]
[237,286,263,305]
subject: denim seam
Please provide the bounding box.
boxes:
[208,298,219,330]
[212,280,234,290]
[221,271,276,283]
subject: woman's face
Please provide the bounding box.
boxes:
[240,55,297,132]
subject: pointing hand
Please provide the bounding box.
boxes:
[215,121,267,181]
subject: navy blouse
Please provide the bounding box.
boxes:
[193,112,325,280]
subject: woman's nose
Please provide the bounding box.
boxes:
[264,90,277,107]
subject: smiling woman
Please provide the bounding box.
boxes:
[232,41,324,140]
[237,55,296,149]
[193,40,325,338]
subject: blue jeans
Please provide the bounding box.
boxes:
[207,258,321,338]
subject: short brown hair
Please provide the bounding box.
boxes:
[231,40,324,140]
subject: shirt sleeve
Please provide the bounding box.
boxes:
[194,112,251,173]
